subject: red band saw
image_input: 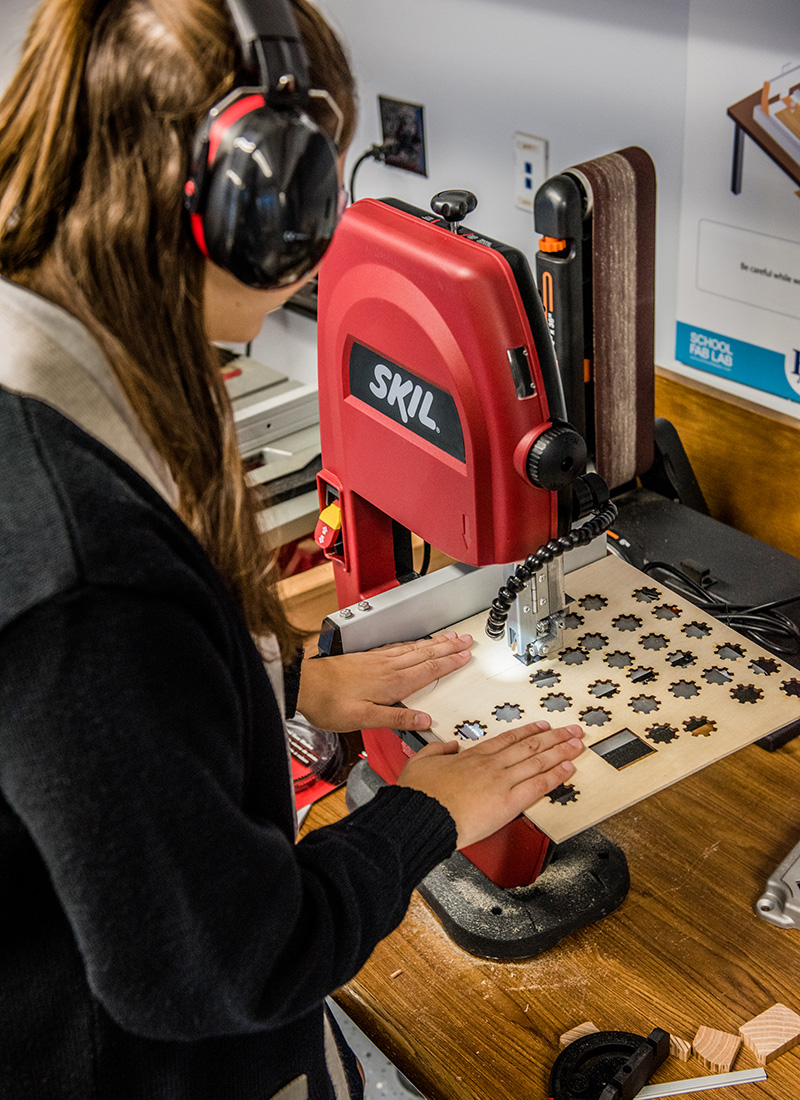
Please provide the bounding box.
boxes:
[314,186,636,958]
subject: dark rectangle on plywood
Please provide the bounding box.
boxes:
[590,728,657,769]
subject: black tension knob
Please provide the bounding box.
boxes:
[430,189,478,225]
[525,423,587,491]
[571,471,611,519]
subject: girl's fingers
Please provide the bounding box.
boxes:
[461,719,570,756]
[504,736,584,786]
[386,632,474,671]
[467,722,580,766]
[509,757,580,809]
[381,649,472,701]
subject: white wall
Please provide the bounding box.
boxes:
[7,0,793,406]
[255,0,692,384]
[1,2,33,87]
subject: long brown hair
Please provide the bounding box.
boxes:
[0,0,355,662]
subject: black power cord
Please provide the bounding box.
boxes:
[633,559,800,657]
[485,501,618,640]
[348,139,400,202]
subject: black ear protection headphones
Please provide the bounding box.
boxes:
[184,0,343,289]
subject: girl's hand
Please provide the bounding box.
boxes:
[295,632,473,733]
[397,721,584,848]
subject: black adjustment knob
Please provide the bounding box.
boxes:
[430,189,478,227]
[571,471,610,519]
[525,423,587,491]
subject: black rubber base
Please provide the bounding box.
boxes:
[346,759,630,960]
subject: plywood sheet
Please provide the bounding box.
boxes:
[404,555,800,843]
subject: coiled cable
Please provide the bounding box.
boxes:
[485,501,618,640]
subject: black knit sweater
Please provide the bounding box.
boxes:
[0,389,457,1100]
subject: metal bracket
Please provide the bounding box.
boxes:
[756,835,800,928]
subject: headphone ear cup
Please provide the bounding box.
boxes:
[200,105,340,288]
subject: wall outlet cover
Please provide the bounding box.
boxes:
[514,131,548,212]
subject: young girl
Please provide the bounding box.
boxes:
[0,2,584,1098]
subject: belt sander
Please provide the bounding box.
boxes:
[313,149,657,958]
[535,145,656,489]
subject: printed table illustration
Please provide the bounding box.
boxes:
[727,64,800,194]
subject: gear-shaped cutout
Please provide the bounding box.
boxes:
[653,603,682,620]
[683,621,711,639]
[579,706,612,726]
[646,723,679,744]
[541,692,572,712]
[605,650,633,668]
[588,679,619,699]
[493,703,524,723]
[561,648,588,666]
[670,680,700,699]
[613,614,642,632]
[548,783,579,805]
[455,720,487,741]
[749,657,779,676]
[668,650,697,668]
[703,666,734,685]
[530,669,560,688]
[685,715,717,736]
[632,586,661,603]
[730,684,763,704]
[630,695,659,714]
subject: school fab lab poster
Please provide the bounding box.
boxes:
[674,0,800,414]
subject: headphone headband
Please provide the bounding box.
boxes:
[226,0,310,98]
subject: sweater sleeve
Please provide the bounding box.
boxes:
[0,586,456,1042]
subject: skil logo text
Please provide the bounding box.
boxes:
[369,364,438,431]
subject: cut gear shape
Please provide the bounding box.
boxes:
[548,783,579,805]
[493,703,524,722]
[685,715,717,736]
[730,684,763,704]
[632,586,661,603]
[579,706,612,726]
[629,695,659,714]
[541,693,572,713]
[454,720,487,741]
[646,723,679,744]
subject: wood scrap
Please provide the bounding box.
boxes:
[692,1025,742,1072]
[559,1021,600,1048]
[739,1001,800,1065]
[669,1034,692,1062]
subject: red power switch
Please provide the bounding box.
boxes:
[314,501,342,551]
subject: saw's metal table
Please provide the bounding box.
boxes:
[283,563,800,1100]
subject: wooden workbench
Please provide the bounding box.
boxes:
[280,563,800,1099]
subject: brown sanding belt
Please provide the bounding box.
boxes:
[569,146,656,489]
